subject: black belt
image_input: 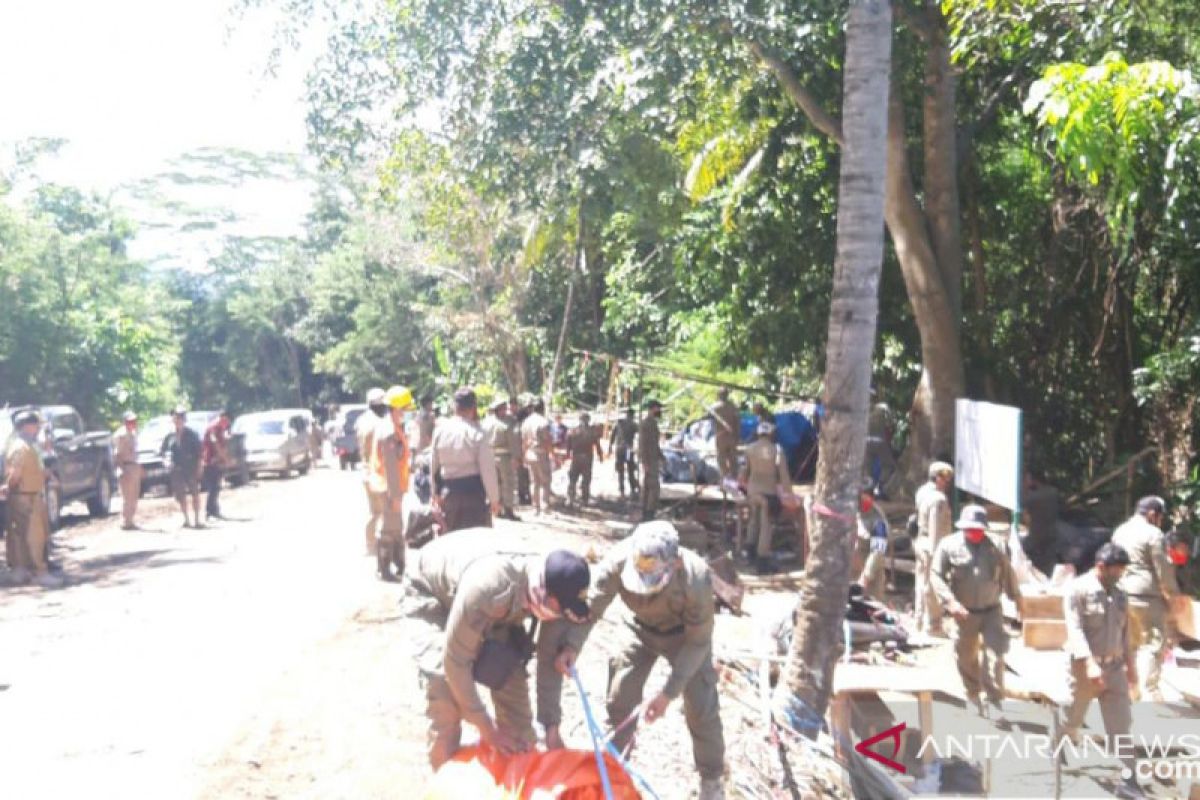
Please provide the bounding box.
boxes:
[442,474,485,494]
[966,604,1000,614]
[634,618,685,637]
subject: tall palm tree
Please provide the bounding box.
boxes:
[772,0,892,731]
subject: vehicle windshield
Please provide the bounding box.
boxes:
[239,419,285,436]
[0,415,12,443]
[140,417,172,442]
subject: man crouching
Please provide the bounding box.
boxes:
[400,529,591,768]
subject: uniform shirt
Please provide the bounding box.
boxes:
[565,543,714,699]
[566,425,602,464]
[637,415,664,467]
[480,414,519,457]
[740,438,789,497]
[5,437,46,494]
[930,532,1020,612]
[416,408,437,453]
[609,418,637,453]
[369,417,410,500]
[1064,570,1133,663]
[1112,514,1178,600]
[521,412,552,462]
[161,426,202,476]
[113,428,138,469]
[915,481,952,548]
[710,400,741,447]
[430,416,499,504]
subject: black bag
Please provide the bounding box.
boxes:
[905,512,919,540]
[472,620,538,690]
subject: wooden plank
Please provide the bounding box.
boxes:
[1023,619,1067,650]
[1172,596,1200,641]
[1019,594,1065,620]
[833,663,947,695]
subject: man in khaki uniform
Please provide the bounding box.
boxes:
[369,386,413,581]
[356,387,387,554]
[520,399,553,514]
[4,410,58,587]
[739,422,790,574]
[400,528,590,768]
[552,521,725,800]
[431,388,500,532]
[914,461,954,637]
[608,408,639,499]
[1062,542,1141,799]
[856,486,891,601]
[638,399,665,521]
[1111,495,1178,698]
[480,398,520,520]
[113,411,142,530]
[566,412,604,506]
[709,388,741,481]
[930,505,1021,715]
[415,394,437,457]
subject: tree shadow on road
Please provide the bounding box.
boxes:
[54,548,229,590]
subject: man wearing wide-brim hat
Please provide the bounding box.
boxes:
[551,521,727,800]
[930,504,1021,716]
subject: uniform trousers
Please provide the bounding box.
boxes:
[1063,657,1134,774]
[568,457,595,504]
[364,484,386,554]
[614,448,639,496]
[5,494,48,574]
[401,581,535,768]
[952,607,1007,703]
[1127,598,1171,693]
[493,453,517,511]
[641,462,660,519]
[119,466,141,526]
[716,440,737,480]
[441,482,491,532]
[606,620,725,780]
[747,493,775,558]
[914,538,944,634]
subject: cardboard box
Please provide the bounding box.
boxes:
[1022,618,1067,650]
[1171,596,1199,642]
[1019,594,1065,620]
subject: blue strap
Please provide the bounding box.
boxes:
[570,666,615,800]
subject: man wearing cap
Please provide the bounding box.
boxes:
[739,421,791,574]
[930,505,1021,715]
[520,399,554,515]
[4,410,58,586]
[1062,542,1141,799]
[914,461,955,637]
[1111,495,1178,699]
[481,398,521,520]
[608,407,640,500]
[709,388,741,481]
[200,409,231,522]
[638,400,666,520]
[856,486,891,601]
[113,411,142,530]
[566,412,604,507]
[400,528,591,768]
[357,387,388,555]
[431,388,501,533]
[552,521,726,800]
[161,406,203,528]
[370,385,414,580]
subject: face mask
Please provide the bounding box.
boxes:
[371,405,387,418]
[859,497,874,514]
[18,428,38,444]
[1169,549,1188,567]
[964,529,986,545]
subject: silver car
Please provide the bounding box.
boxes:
[233,410,313,478]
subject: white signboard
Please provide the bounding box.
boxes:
[954,399,1022,511]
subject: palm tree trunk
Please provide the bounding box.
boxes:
[771,0,892,731]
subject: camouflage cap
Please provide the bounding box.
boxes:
[620,521,681,594]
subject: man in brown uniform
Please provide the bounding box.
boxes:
[739,422,790,574]
[480,398,520,520]
[608,408,639,499]
[638,399,665,521]
[356,387,387,554]
[566,412,604,506]
[914,461,954,638]
[1062,542,1141,800]
[415,394,437,458]
[930,505,1021,715]
[520,399,553,515]
[400,528,591,768]
[1111,495,1178,699]
[4,410,59,586]
[709,387,741,481]
[552,521,726,800]
[113,411,142,530]
[431,388,500,532]
[370,385,413,580]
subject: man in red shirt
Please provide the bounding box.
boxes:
[201,410,231,522]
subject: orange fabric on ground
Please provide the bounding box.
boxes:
[423,745,641,800]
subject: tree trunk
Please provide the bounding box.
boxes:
[772,0,891,731]
[547,203,584,406]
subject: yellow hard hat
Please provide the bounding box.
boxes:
[384,385,414,410]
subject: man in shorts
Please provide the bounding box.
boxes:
[161,406,203,528]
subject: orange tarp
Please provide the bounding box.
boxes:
[423,746,641,800]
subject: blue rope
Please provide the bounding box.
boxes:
[603,740,663,800]
[571,666,616,800]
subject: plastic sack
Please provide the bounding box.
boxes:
[423,745,641,800]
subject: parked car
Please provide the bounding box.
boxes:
[136,411,249,495]
[234,409,313,478]
[332,404,368,470]
[0,404,115,529]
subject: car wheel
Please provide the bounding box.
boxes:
[298,456,310,476]
[87,473,113,517]
[46,483,62,530]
